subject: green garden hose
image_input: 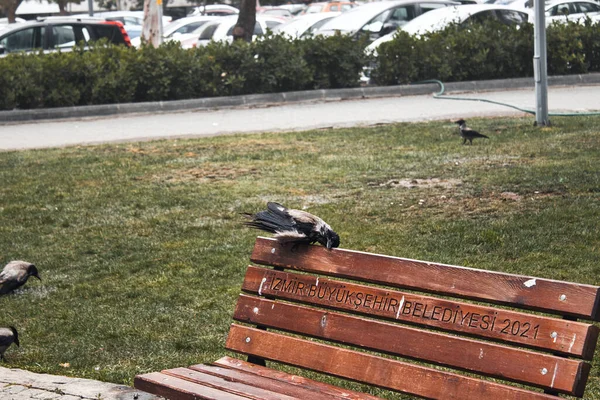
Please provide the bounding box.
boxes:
[414,79,600,116]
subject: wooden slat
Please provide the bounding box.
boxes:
[226,324,560,400]
[134,372,250,400]
[250,237,600,320]
[190,363,378,400]
[234,295,590,396]
[242,265,599,359]
[162,367,297,400]
[212,356,383,400]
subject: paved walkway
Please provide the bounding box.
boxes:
[1,85,600,151]
[0,367,161,400]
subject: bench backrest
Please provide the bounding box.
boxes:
[226,237,600,399]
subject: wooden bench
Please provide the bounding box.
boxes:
[134,236,600,399]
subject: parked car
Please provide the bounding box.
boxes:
[366,4,529,54]
[314,0,460,43]
[273,12,342,38]
[541,0,600,24]
[0,18,131,56]
[301,1,357,14]
[130,15,219,47]
[195,15,286,46]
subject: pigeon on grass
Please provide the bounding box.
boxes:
[244,202,340,249]
[0,326,19,361]
[0,261,41,295]
[454,119,489,145]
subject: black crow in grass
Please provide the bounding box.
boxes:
[244,202,340,249]
[0,326,19,361]
[454,119,489,145]
[0,261,41,295]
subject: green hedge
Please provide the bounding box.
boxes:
[0,35,367,111]
[371,18,600,85]
[1,18,600,111]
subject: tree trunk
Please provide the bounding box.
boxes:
[58,0,67,15]
[232,0,256,42]
[1,0,24,23]
[142,0,162,47]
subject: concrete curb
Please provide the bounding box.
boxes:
[1,73,600,123]
[0,366,162,400]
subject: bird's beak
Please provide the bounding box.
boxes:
[326,239,333,249]
[35,274,41,281]
[14,340,20,347]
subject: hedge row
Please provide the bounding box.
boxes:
[0,35,368,110]
[1,19,599,111]
[372,18,600,85]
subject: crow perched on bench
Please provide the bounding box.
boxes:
[244,202,340,249]
[0,261,41,295]
[0,326,19,361]
[454,119,489,145]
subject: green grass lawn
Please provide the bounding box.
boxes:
[1,115,599,399]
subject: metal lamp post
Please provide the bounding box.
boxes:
[533,0,550,126]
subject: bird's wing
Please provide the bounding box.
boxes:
[0,330,13,346]
[245,203,296,234]
[463,127,488,138]
[287,209,319,225]
[0,269,14,284]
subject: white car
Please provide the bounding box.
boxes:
[314,0,459,43]
[272,12,341,38]
[195,15,286,46]
[130,15,219,47]
[541,0,600,24]
[366,4,529,54]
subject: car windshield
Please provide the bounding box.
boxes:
[165,20,210,37]
[318,3,398,31]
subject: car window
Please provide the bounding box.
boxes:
[0,27,44,53]
[173,21,206,35]
[419,2,452,12]
[341,4,353,11]
[330,5,339,11]
[362,10,392,32]
[496,9,529,24]
[52,25,76,48]
[307,17,333,33]
[91,24,125,44]
[389,6,416,23]
[467,10,498,23]
[576,2,600,12]
[52,25,92,48]
[550,3,571,15]
[199,23,219,40]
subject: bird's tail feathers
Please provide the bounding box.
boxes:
[243,208,294,234]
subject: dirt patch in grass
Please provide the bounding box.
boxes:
[372,178,463,189]
[152,165,259,183]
